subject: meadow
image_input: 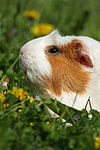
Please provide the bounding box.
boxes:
[0,0,100,149]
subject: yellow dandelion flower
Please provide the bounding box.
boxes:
[95,137,100,149]
[11,87,28,101]
[7,90,11,94]
[2,103,9,109]
[46,121,50,125]
[7,103,9,107]
[30,23,54,36]
[23,10,39,19]
[0,92,6,103]
[30,97,35,103]
[15,115,18,118]
[15,114,18,118]
[14,112,18,118]
[0,91,10,110]
[18,109,22,113]
[41,114,45,117]
[2,104,7,109]
[27,95,30,98]
[30,122,34,126]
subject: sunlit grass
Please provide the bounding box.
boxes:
[23,10,40,19]
[30,23,55,36]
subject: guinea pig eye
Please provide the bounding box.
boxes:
[48,47,60,55]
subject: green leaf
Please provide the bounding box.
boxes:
[42,98,83,125]
[0,110,4,116]
[41,98,53,104]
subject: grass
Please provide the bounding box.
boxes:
[0,0,100,149]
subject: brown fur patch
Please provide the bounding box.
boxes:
[43,39,91,97]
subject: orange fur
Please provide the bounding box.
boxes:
[42,40,91,97]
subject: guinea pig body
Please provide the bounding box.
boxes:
[19,30,100,112]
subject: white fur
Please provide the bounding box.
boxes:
[19,30,100,112]
[19,34,52,83]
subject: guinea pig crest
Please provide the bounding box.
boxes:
[19,30,100,112]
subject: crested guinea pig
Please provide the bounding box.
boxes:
[19,30,100,112]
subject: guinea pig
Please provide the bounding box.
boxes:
[19,30,100,112]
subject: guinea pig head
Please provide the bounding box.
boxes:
[20,30,99,110]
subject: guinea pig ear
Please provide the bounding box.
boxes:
[74,42,93,68]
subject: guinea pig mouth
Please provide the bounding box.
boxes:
[24,70,27,75]
[24,70,29,77]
